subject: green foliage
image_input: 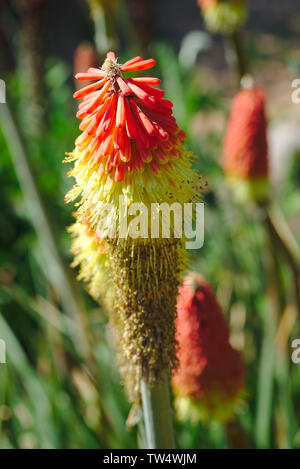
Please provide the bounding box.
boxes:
[0,6,300,449]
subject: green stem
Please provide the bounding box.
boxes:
[261,205,300,316]
[255,304,277,448]
[264,211,287,313]
[275,347,294,448]
[255,204,282,448]
[231,29,248,82]
[141,371,176,449]
[267,207,300,314]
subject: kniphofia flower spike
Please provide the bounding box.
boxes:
[65,52,203,400]
[224,86,269,201]
[173,274,246,423]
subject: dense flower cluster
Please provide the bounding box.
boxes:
[65,52,203,400]
[172,274,245,422]
[69,53,186,180]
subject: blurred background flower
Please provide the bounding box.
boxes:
[173,274,246,423]
[197,0,247,35]
[224,85,269,201]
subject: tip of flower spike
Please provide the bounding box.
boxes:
[71,52,187,181]
[74,53,156,87]
[106,51,117,61]
[102,56,122,79]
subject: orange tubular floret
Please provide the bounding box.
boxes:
[131,81,165,99]
[88,67,105,74]
[131,77,161,86]
[77,82,111,118]
[106,51,116,60]
[73,79,105,99]
[121,56,143,69]
[75,71,105,81]
[126,81,148,101]
[130,101,155,136]
[116,95,125,128]
[124,98,138,140]
[116,77,131,96]
[121,59,156,72]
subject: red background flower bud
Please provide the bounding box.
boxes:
[224,87,269,181]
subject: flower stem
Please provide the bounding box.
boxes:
[141,371,175,449]
[255,305,277,448]
[263,205,300,315]
[231,29,248,82]
[255,203,283,448]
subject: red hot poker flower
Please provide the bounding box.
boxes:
[173,274,246,422]
[67,52,202,401]
[72,51,184,183]
[224,87,268,181]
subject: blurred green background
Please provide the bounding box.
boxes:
[0,0,300,449]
